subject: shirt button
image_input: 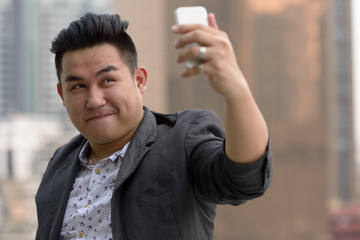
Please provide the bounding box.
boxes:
[78,231,84,238]
[95,167,102,174]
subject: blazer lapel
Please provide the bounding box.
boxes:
[48,140,84,239]
[114,107,157,190]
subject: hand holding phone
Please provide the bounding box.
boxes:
[174,6,208,68]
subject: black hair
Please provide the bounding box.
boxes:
[50,12,138,81]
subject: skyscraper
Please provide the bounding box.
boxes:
[0,0,112,116]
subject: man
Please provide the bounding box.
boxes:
[35,12,272,240]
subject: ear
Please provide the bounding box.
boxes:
[57,83,64,101]
[135,67,148,94]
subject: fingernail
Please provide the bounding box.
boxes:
[171,25,179,32]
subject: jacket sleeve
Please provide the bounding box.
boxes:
[184,110,272,205]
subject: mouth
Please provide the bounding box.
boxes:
[86,113,115,122]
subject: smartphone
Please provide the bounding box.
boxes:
[174,6,209,68]
[174,6,209,26]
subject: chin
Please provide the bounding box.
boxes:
[89,136,119,145]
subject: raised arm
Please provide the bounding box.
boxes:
[172,13,268,164]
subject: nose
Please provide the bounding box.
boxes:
[86,87,106,109]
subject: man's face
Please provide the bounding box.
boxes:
[58,43,147,147]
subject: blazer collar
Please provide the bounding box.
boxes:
[47,136,85,240]
[114,106,157,189]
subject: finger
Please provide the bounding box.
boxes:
[208,13,219,30]
[171,24,207,34]
[174,29,214,49]
[171,23,219,38]
[180,64,205,78]
[176,45,209,64]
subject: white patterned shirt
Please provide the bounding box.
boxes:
[60,141,129,240]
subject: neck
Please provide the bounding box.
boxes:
[88,132,134,165]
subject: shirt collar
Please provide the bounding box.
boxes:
[78,141,130,165]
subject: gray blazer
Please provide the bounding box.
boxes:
[35,107,272,240]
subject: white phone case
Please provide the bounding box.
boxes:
[174,6,208,68]
[175,6,209,26]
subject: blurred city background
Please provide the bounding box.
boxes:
[0,0,359,239]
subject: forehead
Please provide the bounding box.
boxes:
[61,43,129,78]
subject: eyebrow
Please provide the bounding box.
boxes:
[64,65,119,82]
[64,75,83,82]
[95,65,119,76]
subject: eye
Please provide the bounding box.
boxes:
[103,78,114,83]
[72,84,86,89]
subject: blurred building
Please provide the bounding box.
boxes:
[0,0,112,116]
[0,0,113,239]
[329,0,354,205]
[116,0,169,113]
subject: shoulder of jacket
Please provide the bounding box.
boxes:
[55,134,85,154]
[48,134,85,167]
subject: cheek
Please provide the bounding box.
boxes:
[63,96,83,113]
[107,87,134,103]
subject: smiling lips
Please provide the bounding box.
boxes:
[85,112,116,122]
